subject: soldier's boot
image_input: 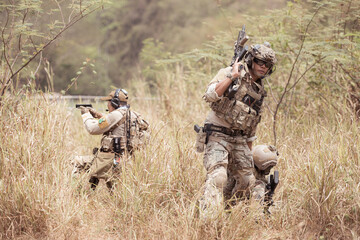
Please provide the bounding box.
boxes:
[106,180,114,194]
[89,176,99,190]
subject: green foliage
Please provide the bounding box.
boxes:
[1,1,360,238]
[99,0,224,85]
[1,69,360,239]
[146,0,360,119]
[0,0,110,100]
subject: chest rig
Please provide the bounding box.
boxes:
[100,108,127,153]
[210,68,267,135]
[100,108,149,154]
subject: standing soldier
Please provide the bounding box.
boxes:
[196,40,277,217]
[74,88,149,191]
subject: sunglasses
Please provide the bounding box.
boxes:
[253,58,273,68]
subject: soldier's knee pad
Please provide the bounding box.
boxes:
[235,170,256,191]
[252,181,266,200]
[211,167,227,188]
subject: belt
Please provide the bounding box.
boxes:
[100,148,128,155]
[203,124,244,137]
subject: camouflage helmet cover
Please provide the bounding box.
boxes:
[252,145,278,170]
[250,43,277,64]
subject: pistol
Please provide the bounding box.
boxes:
[265,170,279,207]
[75,104,93,108]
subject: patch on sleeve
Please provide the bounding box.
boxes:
[98,117,109,129]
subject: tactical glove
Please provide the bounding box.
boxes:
[89,108,103,119]
[80,106,90,115]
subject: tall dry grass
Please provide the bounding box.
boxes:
[1,68,359,239]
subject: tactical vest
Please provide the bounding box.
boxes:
[210,70,266,135]
[100,108,149,153]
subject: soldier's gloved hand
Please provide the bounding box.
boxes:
[89,108,103,119]
[80,106,90,115]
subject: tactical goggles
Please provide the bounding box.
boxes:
[254,58,273,68]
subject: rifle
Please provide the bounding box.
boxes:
[264,170,279,211]
[75,104,93,108]
[230,24,249,67]
[227,25,249,99]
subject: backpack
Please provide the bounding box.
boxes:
[126,110,149,152]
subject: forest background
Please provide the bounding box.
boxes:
[1,0,360,239]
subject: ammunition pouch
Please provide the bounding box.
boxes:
[100,136,113,152]
[242,94,264,115]
[210,73,265,135]
[211,98,261,135]
[100,135,126,153]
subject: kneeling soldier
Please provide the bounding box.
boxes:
[223,144,279,213]
[74,88,149,191]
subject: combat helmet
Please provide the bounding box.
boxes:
[245,42,277,75]
[253,144,278,172]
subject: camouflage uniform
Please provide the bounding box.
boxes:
[73,89,149,190]
[224,144,278,205]
[199,44,276,215]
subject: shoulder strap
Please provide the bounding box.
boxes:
[126,108,131,150]
[108,109,127,134]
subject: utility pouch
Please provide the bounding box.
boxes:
[101,136,113,152]
[195,126,206,153]
[113,137,121,153]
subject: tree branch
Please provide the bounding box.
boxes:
[272,5,323,146]
[0,3,104,99]
[1,7,14,77]
[287,56,326,93]
[54,0,66,27]
[18,8,29,51]
[304,78,340,113]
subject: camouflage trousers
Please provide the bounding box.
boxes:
[200,132,260,216]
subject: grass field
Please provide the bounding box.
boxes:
[1,70,359,240]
